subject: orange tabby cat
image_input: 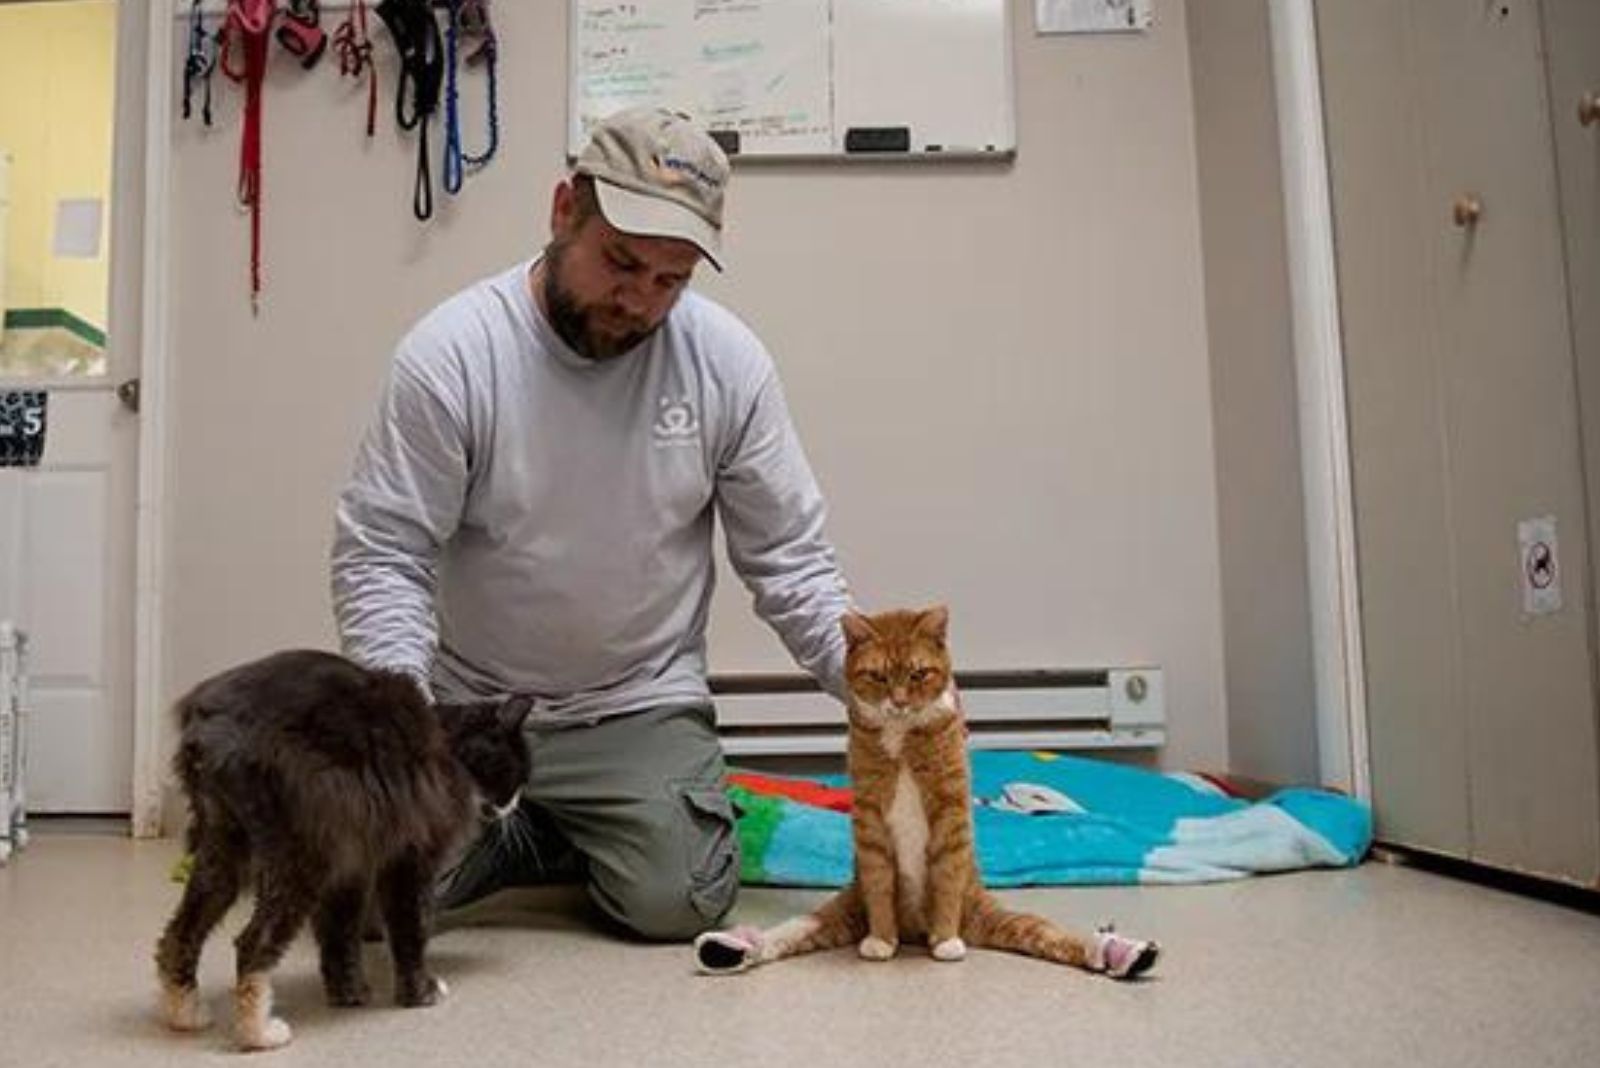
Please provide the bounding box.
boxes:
[694,606,1159,979]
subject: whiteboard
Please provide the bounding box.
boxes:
[569,0,1015,160]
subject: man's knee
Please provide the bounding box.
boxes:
[593,871,738,941]
[588,784,741,940]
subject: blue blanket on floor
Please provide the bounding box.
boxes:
[730,751,1372,887]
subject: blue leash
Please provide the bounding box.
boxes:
[442,0,500,195]
[460,0,500,170]
[442,0,464,195]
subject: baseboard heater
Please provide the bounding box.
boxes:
[710,667,1165,757]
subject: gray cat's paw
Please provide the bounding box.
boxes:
[236,1015,292,1051]
[396,973,447,1007]
[324,979,372,1007]
[858,935,898,961]
[233,973,292,1049]
[158,982,212,1032]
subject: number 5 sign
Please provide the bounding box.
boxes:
[0,392,47,468]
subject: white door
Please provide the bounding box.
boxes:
[0,0,136,815]
[0,391,136,814]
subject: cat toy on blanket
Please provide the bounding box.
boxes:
[693,606,1159,980]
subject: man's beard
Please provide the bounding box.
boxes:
[542,241,659,361]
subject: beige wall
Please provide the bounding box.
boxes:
[165,0,1232,769]
[1187,0,1318,785]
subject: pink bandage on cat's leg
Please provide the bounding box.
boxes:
[692,925,765,975]
[1092,926,1161,980]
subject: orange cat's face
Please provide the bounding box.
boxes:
[841,606,954,723]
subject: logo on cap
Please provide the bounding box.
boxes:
[654,152,723,193]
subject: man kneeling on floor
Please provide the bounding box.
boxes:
[331,105,852,940]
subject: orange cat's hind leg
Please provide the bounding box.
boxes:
[964,894,1160,980]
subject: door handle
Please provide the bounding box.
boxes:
[1452,195,1483,228]
[116,378,140,414]
[1581,91,1599,128]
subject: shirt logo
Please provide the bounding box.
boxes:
[653,395,700,448]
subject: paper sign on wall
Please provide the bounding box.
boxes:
[52,198,104,259]
[1035,0,1153,34]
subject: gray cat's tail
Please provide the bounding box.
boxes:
[694,885,866,975]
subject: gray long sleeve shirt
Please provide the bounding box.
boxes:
[331,260,850,724]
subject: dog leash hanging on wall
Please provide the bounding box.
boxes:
[276,0,328,70]
[459,0,501,171]
[181,0,220,127]
[332,0,380,137]
[218,0,277,314]
[376,0,445,221]
[441,0,501,196]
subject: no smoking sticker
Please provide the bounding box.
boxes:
[1518,516,1562,616]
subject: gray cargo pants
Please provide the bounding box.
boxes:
[438,702,740,941]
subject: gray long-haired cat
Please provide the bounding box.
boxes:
[154,650,533,1051]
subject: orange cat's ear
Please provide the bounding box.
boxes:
[840,611,878,648]
[915,605,950,643]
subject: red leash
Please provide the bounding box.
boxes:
[333,0,379,138]
[220,0,276,313]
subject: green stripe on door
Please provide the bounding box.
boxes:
[3,308,107,348]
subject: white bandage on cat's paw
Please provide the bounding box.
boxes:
[238,1016,292,1051]
[234,1008,292,1051]
[234,973,292,1050]
[693,926,763,975]
[858,935,897,961]
[930,937,967,962]
[158,982,212,1032]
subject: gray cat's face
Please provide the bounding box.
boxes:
[440,695,534,820]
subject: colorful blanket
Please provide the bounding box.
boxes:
[728,751,1372,887]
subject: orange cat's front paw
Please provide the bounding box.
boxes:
[858,935,898,961]
[931,937,967,962]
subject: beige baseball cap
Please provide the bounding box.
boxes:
[574,106,731,271]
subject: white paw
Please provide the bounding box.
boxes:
[238,1016,292,1051]
[693,929,758,975]
[931,937,967,962]
[858,935,897,961]
[159,984,212,1032]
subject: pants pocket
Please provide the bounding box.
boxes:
[678,784,739,922]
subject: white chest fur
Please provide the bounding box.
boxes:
[886,767,930,903]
